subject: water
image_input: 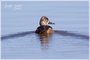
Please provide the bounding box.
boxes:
[1,1,89,59]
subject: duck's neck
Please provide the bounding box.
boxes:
[40,25,48,26]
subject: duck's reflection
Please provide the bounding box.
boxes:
[36,33,53,50]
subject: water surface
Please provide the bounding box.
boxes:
[1,1,89,59]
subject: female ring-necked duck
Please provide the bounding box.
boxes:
[35,16,55,34]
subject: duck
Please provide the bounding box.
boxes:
[35,16,55,34]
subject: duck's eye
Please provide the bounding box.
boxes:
[45,18,48,20]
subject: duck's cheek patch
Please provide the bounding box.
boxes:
[41,21,48,25]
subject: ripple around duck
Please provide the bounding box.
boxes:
[1,30,89,40]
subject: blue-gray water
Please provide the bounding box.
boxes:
[1,1,89,59]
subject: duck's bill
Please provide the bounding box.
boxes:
[49,22,55,24]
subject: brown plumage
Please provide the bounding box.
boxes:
[35,16,54,34]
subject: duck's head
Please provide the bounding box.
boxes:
[39,16,55,26]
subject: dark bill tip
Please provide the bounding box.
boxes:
[49,22,55,24]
